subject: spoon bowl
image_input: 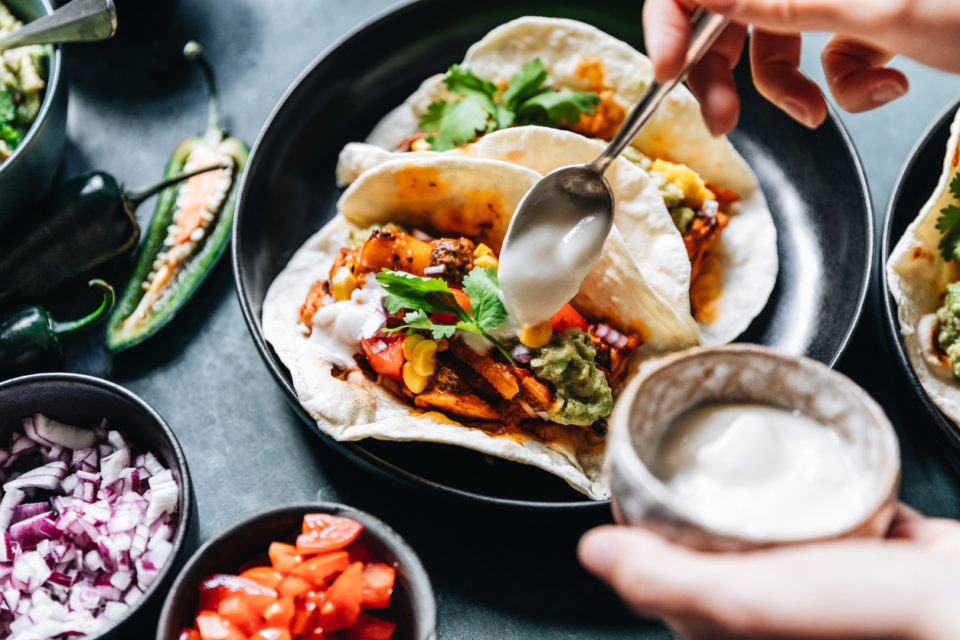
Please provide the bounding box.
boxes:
[0,0,115,51]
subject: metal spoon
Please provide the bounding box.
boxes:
[0,0,117,52]
[498,9,730,326]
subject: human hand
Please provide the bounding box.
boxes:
[578,504,960,639]
[643,0,960,134]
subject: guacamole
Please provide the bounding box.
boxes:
[530,329,612,426]
[0,2,47,162]
[937,282,960,378]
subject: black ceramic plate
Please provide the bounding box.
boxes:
[233,0,873,508]
[882,97,960,465]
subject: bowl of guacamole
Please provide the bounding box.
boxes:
[0,0,66,225]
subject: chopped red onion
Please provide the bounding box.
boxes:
[510,344,532,364]
[411,228,434,241]
[700,199,719,217]
[423,264,446,275]
[0,414,180,638]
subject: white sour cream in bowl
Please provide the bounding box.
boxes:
[607,345,901,550]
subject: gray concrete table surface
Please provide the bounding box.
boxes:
[47,0,960,637]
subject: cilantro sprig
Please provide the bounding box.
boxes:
[418,59,601,151]
[375,267,516,364]
[937,174,960,263]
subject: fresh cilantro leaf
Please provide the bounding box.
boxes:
[502,59,549,111]
[386,310,458,339]
[937,173,960,262]
[443,64,497,100]
[0,123,21,149]
[515,89,600,128]
[419,95,494,151]
[463,267,508,332]
[376,270,465,317]
[952,173,960,201]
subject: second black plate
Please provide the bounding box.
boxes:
[233,0,873,508]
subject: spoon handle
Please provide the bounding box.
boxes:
[591,8,729,174]
[0,0,117,51]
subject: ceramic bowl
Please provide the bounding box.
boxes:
[607,344,901,551]
[0,372,194,638]
[157,502,437,640]
[0,0,67,224]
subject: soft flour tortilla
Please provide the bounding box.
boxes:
[264,156,700,499]
[359,16,777,344]
[888,108,960,424]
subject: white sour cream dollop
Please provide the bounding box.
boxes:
[307,278,385,367]
[651,403,873,539]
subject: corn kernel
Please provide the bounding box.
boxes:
[411,339,438,377]
[474,254,499,271]
[403,333,425,360]
[411,137,432,152]
[474,243,495,257]
[436,338,449,352]
[519,321,553,348]
[651,159,711,209]
[402,362,428,394]
[331,266,357,301]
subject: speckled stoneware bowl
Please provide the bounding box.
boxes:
[0,373,194,639]
[0,0,67,224]
[607,344,901,551]
[157,502,437,640]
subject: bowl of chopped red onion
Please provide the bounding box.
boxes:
[0,372,193,639]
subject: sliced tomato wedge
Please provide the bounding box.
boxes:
[297,515,364,555]
[250,629,293,640]
[217,595,260,635]
[318,562,364,630]
[550,304,588,333]
[198,574,278,616]
[291,550,350,585]
[345,613,397,640]
[239,566,284,590]
[263,595,295,628]
[277,574,313,598]
[360,562,395,609]
[359,334,404,381]
[178,630,202,640]
[268,542,302,574]
[195,611,247,640]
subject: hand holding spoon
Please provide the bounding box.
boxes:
[497,9,729,328]
[0,0,116,52]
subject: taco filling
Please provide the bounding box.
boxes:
[297,224,639,431]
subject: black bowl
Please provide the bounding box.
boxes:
[232,0,873,508]
[156,502,436,640]
[881,97,960,467]
[0,372,194,639]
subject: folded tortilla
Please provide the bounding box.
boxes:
[888,107,960,424]
[263,156,700,499]
[354,16,778,345]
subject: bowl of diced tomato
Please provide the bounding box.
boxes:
[156,503,436,640]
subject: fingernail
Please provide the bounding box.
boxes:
[580,530,615,574]
[870,81,907,106]
[781,99,813,128]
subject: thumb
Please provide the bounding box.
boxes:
[820,36,908,113]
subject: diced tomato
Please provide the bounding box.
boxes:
[263,594,295,628]
[290,550,349,586]
[550,304,588,332]
[195,611,246,640]
[250,629,293,640]
[318,562,364,630]
[431,288,471,324]
[359,334,404,381]
[277,574,313,598]
[240,566,284,590]
[360,562,395,609]
[296,515,363,555]
[269,542,302,573]
[217,595,260,635]
[178,630,202,640]
[344,613,397,640]
[198,574,278,616]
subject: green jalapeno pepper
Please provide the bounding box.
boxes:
[0,164,226,309]
[0,280,115,379]
[106,42,249,352]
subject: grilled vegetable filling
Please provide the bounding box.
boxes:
[299,224,640,429]
[937,281,960,378]
[0,3,46,162]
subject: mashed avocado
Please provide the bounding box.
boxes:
[530,329,612,426]
[621,147,696,233]
[937,282,960,378]
[0,3,47,162]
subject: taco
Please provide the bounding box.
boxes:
[263,156,700,499]
[342,16,777,345]
[888,107,960,424]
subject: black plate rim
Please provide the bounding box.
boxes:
[232,0,875,510]
[881,95,960,460]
